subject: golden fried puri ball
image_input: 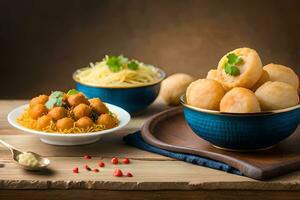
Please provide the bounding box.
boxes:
[159,73,195,106]
[37,115,52,129]
[220,87,261,113]
[255,81,299,110]
[75,117,94,129]
[186,79,226,110]
[96,114,117,129]
[29,104,48,119]
[29,95,49,107]
[89,98,108,114]
[206,69,218,80]
[217,47,263,90]
[48,107,67,121]
[73,103,92,119]
[251,69,270,91]
[263,63,299,89]
[67,93,89,107]
[56,117,74,130]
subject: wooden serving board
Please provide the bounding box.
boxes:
[141,107,300,180]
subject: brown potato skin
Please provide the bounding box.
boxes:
[89,98,108,114]
[73,103,92,119]
[29,95,49,107]
[56,117,74,130]
[67,93,89,107]
[96,114,117,129]
[37,115,52,129]
[48,107,67,121]
[75,117,94,129]
[29,104,48,119]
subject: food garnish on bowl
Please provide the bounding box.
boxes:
[17,89,119,133]
[181,47,300,151]
[75,55,162,88]
[73,55,165,113]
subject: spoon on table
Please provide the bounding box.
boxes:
[0,139,50,170]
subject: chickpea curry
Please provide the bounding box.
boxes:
[17,89,119,133]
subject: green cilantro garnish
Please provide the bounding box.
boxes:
[105,55,140,72]
[128,61,139,70]
[67,89,79,96]
[45,91,64,109]
[224,53,242,76]
[106,56,122,72]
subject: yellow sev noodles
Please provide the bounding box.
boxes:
[75,57,161,87]
[17,108,119,134]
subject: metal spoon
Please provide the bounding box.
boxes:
[0,139,50,170]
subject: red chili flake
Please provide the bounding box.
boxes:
[98,162,105,168]
[122,158,130,164]
[72,167,79,173]
[84,164,91,171]
[126,172,133,177]
[84,154,91,160]
[113,168,123,177]
[93,168,99,173]
[111,157,118,165]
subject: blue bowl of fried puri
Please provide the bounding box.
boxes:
[180,95,300,151]
[73,68,165,114]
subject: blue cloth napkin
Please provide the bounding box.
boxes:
[123,131,243,176]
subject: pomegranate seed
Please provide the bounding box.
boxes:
[72,167,79,173]
[93,168,99,173]
[98,162,105,167]
[111,157,118,164]
[122,158,130,164]
[113,168,123,177]
[126,172,133,177]
[84,154,91,160]
[84,164,91,171]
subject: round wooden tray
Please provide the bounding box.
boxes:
[141,106,300,180]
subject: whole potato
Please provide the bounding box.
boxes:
[159,73,195,106]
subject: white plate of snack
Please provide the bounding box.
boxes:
[7,89,131,146]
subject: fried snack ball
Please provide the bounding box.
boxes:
[29,95,48,107]
[96,114,117,129]
[217,47,263,90]
[251,69,270,91]
[255,81,299,110]
[75,117,94,129]
[29,104,48,120]
[56,117,74,130]
[159,73,195,106]
[37,115,52,129]
[206,69,218,80]
[220,87,261,113]
[263,63,299,89]
[89,98,108,114]
[186,79,226,110]
[48,107,67,121]
[67,93,89,107]
[73,103,92,119]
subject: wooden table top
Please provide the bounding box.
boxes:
[1,100,300,199]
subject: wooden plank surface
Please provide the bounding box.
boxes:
[1,100,300,192]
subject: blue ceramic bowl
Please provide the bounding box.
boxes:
[181,95,300,151]
[73,68,165,113]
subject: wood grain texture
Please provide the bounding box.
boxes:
[142,107,300,180]
[1,190,300,200]
[1,100,300,194]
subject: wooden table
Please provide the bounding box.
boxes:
[1,100,300,200]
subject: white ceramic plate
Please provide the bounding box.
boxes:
[7,103,131,146]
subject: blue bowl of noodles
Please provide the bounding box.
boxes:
[73,56,165,113]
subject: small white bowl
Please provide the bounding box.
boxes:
[7,103,131,146]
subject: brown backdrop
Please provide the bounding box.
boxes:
[1,0,300,99]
